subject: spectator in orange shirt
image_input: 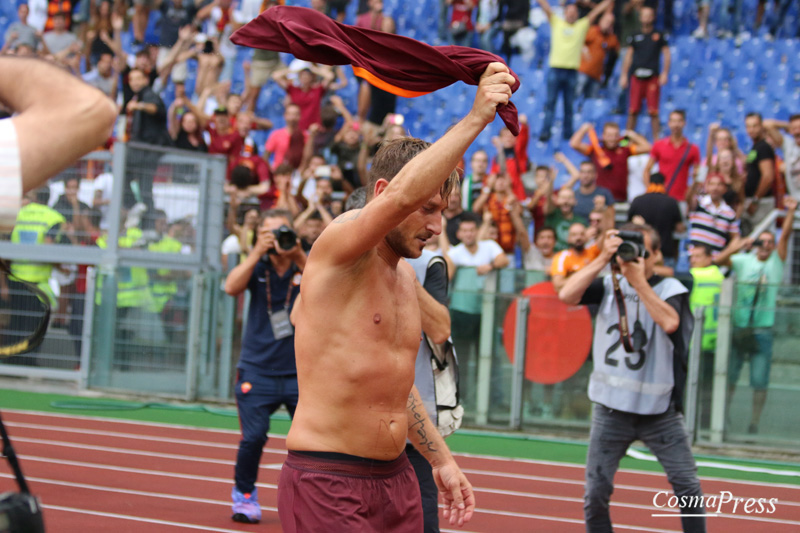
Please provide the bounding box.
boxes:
[550,221,600,291]
[473,173,518,254]
[577,12,619,101]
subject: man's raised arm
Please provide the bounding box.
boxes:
[314,63,516,265]
[0,57,117,193]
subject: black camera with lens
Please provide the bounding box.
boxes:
[615,230,647,262]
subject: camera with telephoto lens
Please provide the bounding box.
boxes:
[0,491,45,533]
[615,230,646,262]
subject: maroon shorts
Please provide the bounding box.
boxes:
[278,450,423,533]
[629,76,660,115]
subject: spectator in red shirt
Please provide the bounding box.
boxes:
[264,104,306,170]
[490,114,529,200]
[272,65,335,132]
[570,121,651,202]
[643,109,701,202]
[447,0,476,47]
[207,107,245,166]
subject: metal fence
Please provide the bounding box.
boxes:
[1,145,799,453]
[0,143,227,397]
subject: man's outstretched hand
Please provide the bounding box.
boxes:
[470,62,516,127]
[433,461,476,527]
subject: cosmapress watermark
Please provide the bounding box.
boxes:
[651,491,778,517]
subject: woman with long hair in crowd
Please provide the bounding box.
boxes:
[705,122,746,174]
[84,0,117,69]
[709,147,746,217]
[168,88,209,152]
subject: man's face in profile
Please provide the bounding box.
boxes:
[386,192,445,258]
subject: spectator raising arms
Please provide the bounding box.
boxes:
[536,0,614,143]
[764,114,800,198]
[272,65,335,132]
[620,6,670,140]
[570,121,651,203]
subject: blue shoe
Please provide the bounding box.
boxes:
[231,486,261,524]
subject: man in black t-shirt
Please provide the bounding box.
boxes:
[743,112,775,231]
[619,6,669,140]
[627,172,684,269]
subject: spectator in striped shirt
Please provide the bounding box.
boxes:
[688,173,740,255]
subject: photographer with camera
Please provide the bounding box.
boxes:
[559,223,705,533]
[223,209,306,524]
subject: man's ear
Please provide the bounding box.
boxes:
[374,178,389,198]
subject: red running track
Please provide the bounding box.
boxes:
[0,410,798,532]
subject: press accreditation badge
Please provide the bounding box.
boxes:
[269,309,294,339]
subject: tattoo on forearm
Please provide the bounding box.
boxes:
[332,209,361,224]
[408,393,438,454]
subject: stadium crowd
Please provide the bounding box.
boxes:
[2,0,799,529]
[1,0,796,273]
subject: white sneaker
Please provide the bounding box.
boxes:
[692,27,708,39]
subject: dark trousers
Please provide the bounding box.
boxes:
[234,371,298,493]
[584,403,705,533]
[541,68,578,140]
[406,444,440,533]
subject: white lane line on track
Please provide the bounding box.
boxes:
[9,471,799,529]
[6,410,800,491]
[3,421,248,451]
[42,504,271,533]
[0,472,277,510]
[0,472,676,530]
[13,455,279,486]
[12,432,800,508]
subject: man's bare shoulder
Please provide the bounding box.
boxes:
[308,209,366,261]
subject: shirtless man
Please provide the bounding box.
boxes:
[281,63,516,532]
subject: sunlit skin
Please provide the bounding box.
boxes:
[499,128,515,149]
[535,229,556,257]
[667,111,686,140]
[704,174,728,204]
[688,246,713,269]
[471,150,489,176]
[564,3,579,23]
[181,112,199,135]
[755,231,775,261]
[745,115,764,143]
[714,127,734,152]
[579,162,597,188]
[285,64,515,529]
[127,69,148,94]
[567,222,588,252]
[602,124,620,148]
[557,187,577,216]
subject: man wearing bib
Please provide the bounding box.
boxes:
[560,223,705,533]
